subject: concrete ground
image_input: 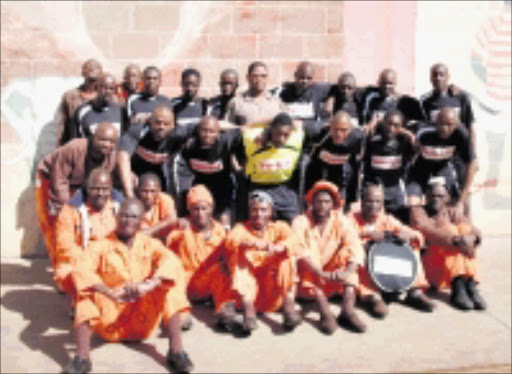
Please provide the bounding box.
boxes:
[1,231,511,373]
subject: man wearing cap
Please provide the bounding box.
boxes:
[167,185,238,331]
[292,181,367,334]
[224,190,302,333]
[410,181,486,311]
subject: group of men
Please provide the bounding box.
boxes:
[35,58,486,373]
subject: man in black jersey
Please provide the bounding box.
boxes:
[323,72,365,126]
[362,69,424,132]
[181,116,236,228]
[171,68,208,127]
[363,110,415,222]
[275,61,330,121]
[208,69,239,120]
[71,73,128,140]
[126,66,173,128]
[407,107,477,211]
[305,111,364,212]
[116,64,142,106]
[117,106,195,199]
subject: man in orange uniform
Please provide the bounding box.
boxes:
[293,181,366,334]
[136,172,180,242]
[35,123,118,270]
[54,169,120,296]
[63,198,193,374]
[225,190,302,333]
[410,181,486,311]
[349,184,436,318]
[167,185,238,331]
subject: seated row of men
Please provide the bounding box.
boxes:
[38,159,484,373]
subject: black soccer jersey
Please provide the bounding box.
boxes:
[171,96,208,127]
[73,101,128,139]
[126,93,174,121]
[207,95,233,120]
[363,92,425,124]
[275,82,330,120]
[327,85,368,126]
[419,90,475,130]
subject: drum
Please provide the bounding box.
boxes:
[367,239,418,293]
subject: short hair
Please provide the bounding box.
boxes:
[138,172,161,188]
[143,66,161,78]
[362,182,384,200]
[270,112,293,129]
[383,109,404,123]
[181,68,201,82]
[221,68,239,80]
[247,61,267,75]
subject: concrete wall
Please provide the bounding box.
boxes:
[1,1,509,257]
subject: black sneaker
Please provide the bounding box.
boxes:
[167,350,194,373]
[62,356,92,374]
[466,279,487,310]
[450,276,474,310]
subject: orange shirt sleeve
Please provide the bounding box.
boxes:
[338,214,365,267]
[273,221,302,257]
[150,237,186,285]
[72,241,104,293]
[158,192,177,221]
[55,205,82,264]
[291,215,314,260]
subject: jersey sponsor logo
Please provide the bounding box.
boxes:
[136,146,167,164]
[319,150,349,165]
[89,122,121,135]
[371,155,402,170]
[258,158,293,172]
[176,117,201,126]
[286,102,315,119]
[350,117,359,127]
[430,107,461,122]
[420,145,456,160]
[189,158,224,174]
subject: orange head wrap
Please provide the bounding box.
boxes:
[187,184,214,209]
[305,180,343,209]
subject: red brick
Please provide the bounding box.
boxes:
[233,7,280,33]
[160,86,182,99]
[209,35,257,59]
[175,34,210,59]
[2,26,64,60]
[32,60,82,77]
[133,3,180,31]
[304,35,343,59]
[327,61,345,83]
[112,33,160,59]
[161,62,186,89]
[89,32,113,59]
[202,7,233,34]
[259,35,303,59]
[281,7,325,34]
[0,60,32,87]
[82,3,132,32]
[327,4,344,34]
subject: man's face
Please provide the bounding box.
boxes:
[426,184,448,213]
[97,75,116,104]
[117,202,143,239]
[143,69,161,96]
[249,200,272,231]
[382,114,402,138]
[137,179,160,211]
[338,75,356,102]
[199,119,220,148]
[87,173,112,211]
[182,75,200,100]
[362,188,384,220]
[330,119,352,144]
[270,124,292,148]
[82,61,102,84]
[247,65,268,93]
[379,71,397,97]
[431,65,449,92]
[150,109,174,141]
[312,191,334,220]
[91,126,117,158]
[294,65,314,94]
[437,111,457,139]
[219,72,238,97]
[189,201,213,230]
[124,66,141,92]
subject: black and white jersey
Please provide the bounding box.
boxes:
[126,93,174,121]
[326,85,369,126]
[419,90,475,131]
[362,92,425,124]
[171,96,208,127]
[72,101,128,139]
[274,82,330,120]
[207,95,233,120]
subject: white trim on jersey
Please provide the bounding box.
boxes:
[77,104,92,123]
[126,93,142,118]
[363,91,380,122]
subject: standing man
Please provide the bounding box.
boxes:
[323,72,365,126]
[171,68,208,127]
[116,64,142,106]
[208,69,239,120]
[71,73,128,140]
[56,59,103,146]
[35,123,118,267]
[63,198,193,374]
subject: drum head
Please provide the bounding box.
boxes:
[368,240,418,293]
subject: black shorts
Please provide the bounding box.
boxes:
[248,182,300,224]
[407,162,460,202]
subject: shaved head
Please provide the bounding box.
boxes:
[117,197,144,241]
[87,168,112,210]
[88,168,112,187]
[295,61,315,76]
[138,172,161,189]
[94,122,118,140]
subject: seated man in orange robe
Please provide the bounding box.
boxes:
[54,168,120,298]
[293,181,366,334]
[64,198,193,374]
[225,190,302,333]
[167,185,238,331]
[349,184,436,318]
[136,172,181,242]
[410,180,485,310]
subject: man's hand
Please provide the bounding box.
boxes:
[459,235,477,258]
[394,229,411,244]
[362,228,386,242]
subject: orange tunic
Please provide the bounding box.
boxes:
[411,206,480,289]
[35,175,57,266]
[141,192,176,240]
[167,220,233,312]
[72,233,190,342]
[225,221,301,313]
[54,200,118,293]
[348,211,429,297]
[292,211,365,298]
